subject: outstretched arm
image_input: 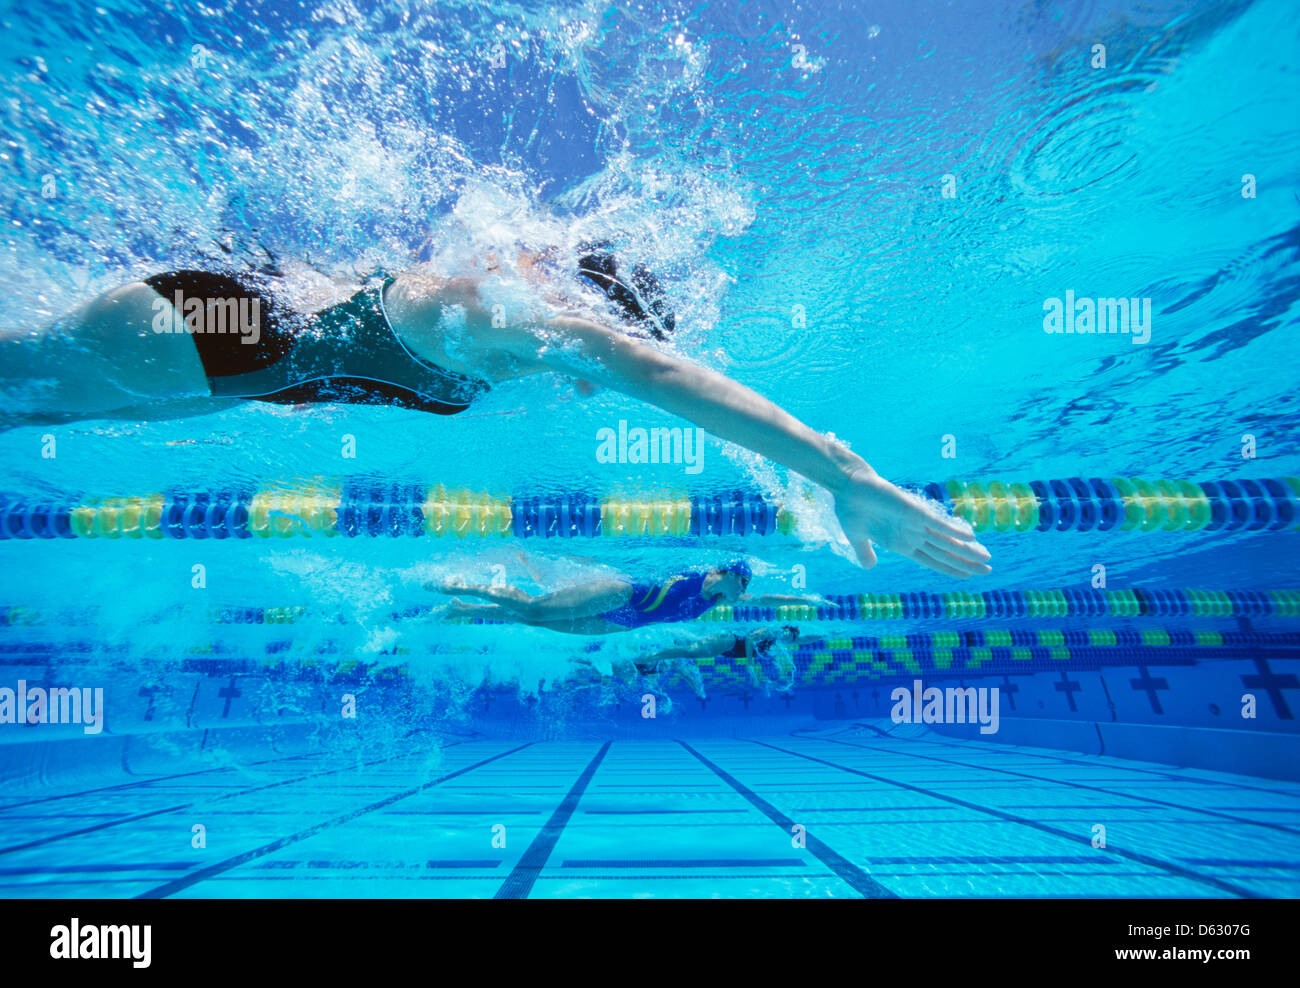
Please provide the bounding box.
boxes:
[507,315,991,577]
[743,592,836,608]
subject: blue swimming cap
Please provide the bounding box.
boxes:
[723,560,752,580]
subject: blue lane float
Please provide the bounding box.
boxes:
[1,475,1298,540]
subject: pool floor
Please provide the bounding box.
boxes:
[2,728,1297,898]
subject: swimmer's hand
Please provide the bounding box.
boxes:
[833,467,991,577]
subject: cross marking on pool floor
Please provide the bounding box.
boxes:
[1130,666,1170,714]
[219,676,242,718]
[1241,657,1299,719]
[1000,676,1020,711]
[1054,670,1082,712]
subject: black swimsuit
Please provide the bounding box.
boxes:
[144,270,490,415]
[633,636,775,676]
[725,635,775,659]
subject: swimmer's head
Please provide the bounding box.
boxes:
[577,240,676,341]
[779,624,800,644]
[709,559,752,600]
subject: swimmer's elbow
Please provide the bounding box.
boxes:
[619,350,699,401]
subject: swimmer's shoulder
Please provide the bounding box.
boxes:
[382,270,538,381]
[384,270,484,326]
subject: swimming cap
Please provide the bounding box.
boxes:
[577,241,676,340]
[723,560,752,581]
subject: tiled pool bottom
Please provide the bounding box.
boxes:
[2,730,1298,899]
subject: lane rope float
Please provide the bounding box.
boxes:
[1,475,1297,540]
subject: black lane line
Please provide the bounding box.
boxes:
[585,808,749,815]
[561,858,806,868]
[0,742,464,857]
[678,740,897,898]
[493,742,611,900]
[848,722,1300,801]
[0,802,194,857]
[752,738,1261,899]
[0,751,323,812]
[809,734,1300,837]
[140,743,533,898]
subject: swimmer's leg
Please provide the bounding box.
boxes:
[445,599,625,635]
[512,551,549,585]
[0,282,216,429]
[1,396,244,432]
[531,616,627,635]
[434,578,631,623]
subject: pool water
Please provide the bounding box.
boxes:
[0,0,1298,898]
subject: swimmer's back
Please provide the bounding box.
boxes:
[599,572,716,629]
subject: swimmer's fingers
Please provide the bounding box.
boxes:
[925,510,981,540]
[850,537,879,570]
[920,533,992,575]
[924,542,992,576]
[924,526,992,564]
[910,547,981,579]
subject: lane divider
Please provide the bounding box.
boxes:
[2,588,1297,630]
[4,633,1295,687]
[4,628,1292,655]
[1,475,1297,540]
[701,587,1300,622]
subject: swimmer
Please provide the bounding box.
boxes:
[430,561,829,635]
[629,625,804,678]
[0,243,990,576]
[570,626,802,699]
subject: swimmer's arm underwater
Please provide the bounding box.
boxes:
[505,314,992,578]
[742,593,835,608]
